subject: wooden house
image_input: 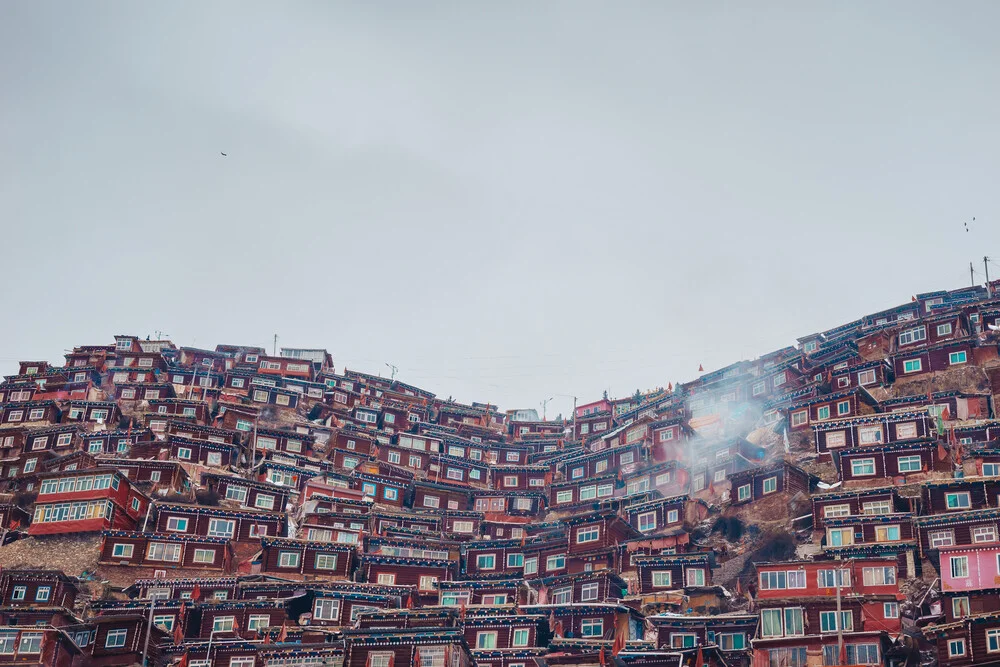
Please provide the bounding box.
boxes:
[813,411,936,457]
[97,530,235,574]
[358,553,456,602]
[810,486,908,534]
[829,359,894,391]
[342,627,474,667]
[88,614,168,667]
[64,401,120,427]
[923,611,1000,667]
[892,337,978,378]
[201,472,292,512]
[646,613,757,664]
[728,462,814,506]
[0,569,78,608]
[463,539,524,579]
[167,435,240,468]
[633,553,712,594]
[29,469,149,535]
[0,401,60,427]
[152,503,287,542]
[833,439,940,483]
[786,388,879,432]
[257,537,355,580]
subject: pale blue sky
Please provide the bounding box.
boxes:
[2,2,998,418]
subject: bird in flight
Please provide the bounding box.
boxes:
[221,152,227,157]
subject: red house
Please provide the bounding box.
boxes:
[30,469,150,535]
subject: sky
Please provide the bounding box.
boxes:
[2,2,999,420]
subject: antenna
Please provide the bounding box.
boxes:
[273,334,278,357]
[385,363,398,381]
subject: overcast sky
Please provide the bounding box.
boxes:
[2,2,999,418]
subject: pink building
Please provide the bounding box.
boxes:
[940,545,1000,592]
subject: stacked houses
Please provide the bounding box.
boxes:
[0,283,998,665]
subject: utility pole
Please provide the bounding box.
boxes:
[572,396,577,442]
[541,397,553,421]
[140,598,156,667]
[972,262,977,287]
[986,256,991,284]
[835,557,844,664]
[385,363,398,381]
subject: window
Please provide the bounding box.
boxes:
[950,351,968,365]
[225,486,248,503]
[791,411,808,427]
[824,504,851,518]
[313,598,340,621]
[787,570,806,588]
[581,619,603,637]
[105,629,128,648]
[419,576,438,591]
[929,530,955,548]
[884,602,899,619]
[990,629,1000,653]
[984,463,1000,476]
[899,326,927,345]
[897,455,921,472]
[820,611,853,632]
[576,527,600,544]
[816,406,830,421]
[556,491,573,504]
[166,517,189,532]
[875,525,900,542]
[177,447,192,461]
[652,571,672,587]
[773,372,787,387]
[835,401,850,417]
[551,586,572,604]
[638,511,656,532]
[949,638,967,658]
[452,521,473,534]
[974,525,998,543]
[523,558,538,575]
[510,628,530,647]
[476,631,498,649]
[762,476,777,494]
[279,551,300,568]
[949,555,969,579]
[193,549,216,564]
[851,458,875,476]
[18,633,42,653]
[546,555,566,571]
[953,596,971,618]
[112,543,134,558]
[376,573,396,585]
[817,569,850,588]
[316,554,338,570]
[422,496,440,509]
[827,528,854,547]
[783,607,804,636]
[11,587,25,601]
[507,553,523,567]
[671,634,696,649]
[903,359,922,374]
[760,609,783,637]
[34,587,50,602]
[212,616,235,633]
[946,492,971,509]
[857,369,876,385]
[147,543,182,562]
[860,567,896,588]
[477,554,496,570]
[208,519,235,538]
[686,568,705,586]
[760,571,787,590]
[367,653,395,667]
